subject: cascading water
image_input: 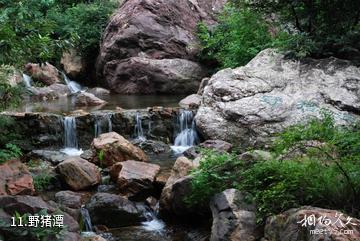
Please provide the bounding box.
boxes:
[134,113,146,141]
[80,206,93,232]
[171,109,199,154]
[61,116,83,156]
[94,113,113,137]
[141,204,165,232]
[62,72,82,94]
[22,73,32,88]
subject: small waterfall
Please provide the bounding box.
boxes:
[62,72,82,94]
[171,110,199,154]
[94,113,113,137]
[142,205,165,232]
[61,116,83,156]
[134,113,146,141]
[22,73,32,88]
[80,206,93,232]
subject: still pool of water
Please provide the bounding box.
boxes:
[17,94,186,113]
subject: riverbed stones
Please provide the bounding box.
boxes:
[75,92,107,107]
[264,206,360,241]
[91,132,148,167]
[86,193,147,227]
[109,160,160,201]
[0,159,35,196]
[195,48,360,150]
[57,157,101,191]
[97,0,226,94]
[210,189,259,241]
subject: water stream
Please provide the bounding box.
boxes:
[62,72,82,94]
[22,73,32,88]
[171,110,199,154]
[134,112,146,141]
[60,116,83,156]
[94,113,113,137]
[80,206,93,232]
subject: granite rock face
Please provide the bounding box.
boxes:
[196,49,360,149]
[97,0,226,94]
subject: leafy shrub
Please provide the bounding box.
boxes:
[0,0,117,66]
[198,6,273,68]
[189,114,360,221]
[231,0,360,60]
[32,172,53,192]
[0,143,22,164]
[186,150,243,207]
[49,0,117,59]
[0,65,24,110]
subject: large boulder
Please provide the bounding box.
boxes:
[210,189,259,241]
[264,206,360,241]
[86,193,147,227]
[97,0,227,94]
[0,159,35,196]
[195,49,360,150]
[91,132,148,167]
[109,160,160,201]
[101,57,208,94]
[57,157,101,191]
[159,157,197,217]
[24,62,61,86]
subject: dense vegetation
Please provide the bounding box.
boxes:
[0,65,24,163]
[0,0,117,66]
[188,112,360,221]
[199,0,360,68]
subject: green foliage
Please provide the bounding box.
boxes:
[0,65,24,110]
[187,150,243,207]
[32,172,53,192]
[49,0,117,59]
[189,114,360,221]
[198,6,273,68]
[0,0,117,66]
[231,0,360,60]
[0,143,22,163]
